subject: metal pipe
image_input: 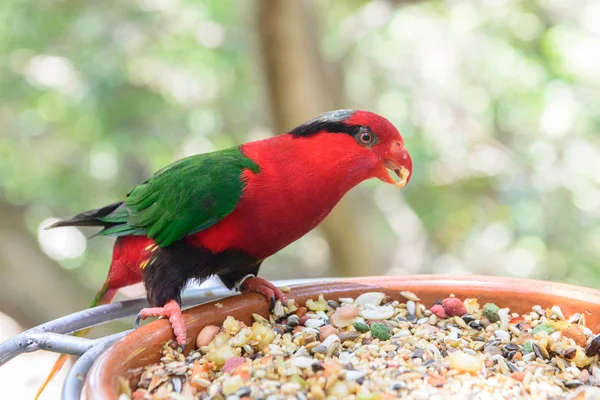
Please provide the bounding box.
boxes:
[0,333,95,366]
[61,330,132,400]
[19,332,96,356]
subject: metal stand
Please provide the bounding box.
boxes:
[0,278,328,399]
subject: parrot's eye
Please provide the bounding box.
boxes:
[356,127,376,146]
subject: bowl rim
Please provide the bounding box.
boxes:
[85,274,600,399]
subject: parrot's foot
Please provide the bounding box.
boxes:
[236,275,288,309]
[134,299,186,349]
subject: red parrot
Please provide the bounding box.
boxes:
[36,109,412,397]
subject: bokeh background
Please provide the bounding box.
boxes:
[1,0,599,397]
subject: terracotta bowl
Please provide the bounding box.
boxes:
[85,275,600,399]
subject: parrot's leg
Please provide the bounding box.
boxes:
[235,274,288,307]
[134,300,186,349]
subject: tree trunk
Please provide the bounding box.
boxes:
[256,0,370,277]
[0,200,93,329]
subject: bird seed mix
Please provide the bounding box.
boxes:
[121,291,600,399]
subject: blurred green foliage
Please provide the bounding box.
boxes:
[1,0,600,294]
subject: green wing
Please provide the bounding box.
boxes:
[98,146,259,248]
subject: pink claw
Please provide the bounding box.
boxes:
[137,299,187,347]
[241,277,288,305]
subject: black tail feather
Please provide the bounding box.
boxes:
[46,202,123,229]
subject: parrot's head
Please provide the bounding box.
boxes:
[290,109,413,188]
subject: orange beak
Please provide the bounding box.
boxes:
[383,141,412,188]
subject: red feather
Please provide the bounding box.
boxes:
[187,132,380,259]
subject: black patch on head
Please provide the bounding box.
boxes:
[289,109,360,138]
[290,121,364,138]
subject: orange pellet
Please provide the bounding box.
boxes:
[511,371,525,382]
[511,351,522,362]
[562,326,587,347]
[132,390,146,400]
[296,307,307,317]
[232,362,251,381]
